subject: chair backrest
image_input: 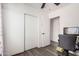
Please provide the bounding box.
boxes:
[59,34,77,51]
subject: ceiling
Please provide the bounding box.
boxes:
[24,3,70,11]
[24,3,42,9]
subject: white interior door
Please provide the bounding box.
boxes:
[25,14,38,50]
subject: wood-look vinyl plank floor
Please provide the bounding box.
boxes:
[13,41,76,56]
[14,45,58,56]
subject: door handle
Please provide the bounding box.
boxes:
[42,33,45,35]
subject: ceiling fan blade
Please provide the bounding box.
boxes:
[41,3,46,8]
[54,3,60,6]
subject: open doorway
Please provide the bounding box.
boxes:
[50,16,60,43]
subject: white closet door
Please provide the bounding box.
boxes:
[25,14,38,50]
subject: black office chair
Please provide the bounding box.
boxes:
[58,34,77,55]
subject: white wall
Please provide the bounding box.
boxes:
[0,3,3,56]
[0,4,1,34]
[49,4,79,35]
[2,3,50,55]
[2,3,25,56]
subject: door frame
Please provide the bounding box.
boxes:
[50,16,60,42]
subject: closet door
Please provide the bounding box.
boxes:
[25,14,38,50]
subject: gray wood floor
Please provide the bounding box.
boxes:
[13,44,58,56]
[13,41,75,56]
